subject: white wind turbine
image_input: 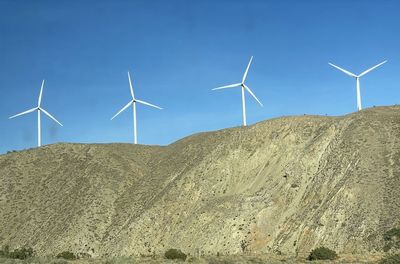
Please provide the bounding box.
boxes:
[329,60,387,111]
[9,80,63,147]
[111,71,162,144]
[212,56,263,126]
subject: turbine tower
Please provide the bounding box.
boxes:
[213,56,263,126]
[9,80,63,147]
[329,60,387,111]
[111,71,162,144]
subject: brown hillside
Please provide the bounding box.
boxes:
[0,106,399,258]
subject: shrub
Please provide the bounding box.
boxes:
[0,246,34,260]
[308,247,337,261]
[0,245,10,257]
[383,244,392,252]
[383,228,400,252]
[164,248,187,261]
[240,240,249,252]
[379,253,400,264]
[56,251,76,260]
[8,246,34,259]
[384,228,400,241]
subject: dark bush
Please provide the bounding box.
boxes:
[164,248,187,261]
[308,247,337,261]
[56,251,77,260]
[383,244,392,252]
[379,253,400,264]
[0,245,10,257]
[240,240,249,252]
[384,228,400,241]
[383,228,400,252]
[8,247,34,259]
[0,246,34,260]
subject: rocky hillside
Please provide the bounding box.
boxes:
[0,106,399,258]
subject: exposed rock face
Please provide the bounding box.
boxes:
[0,106,399,257]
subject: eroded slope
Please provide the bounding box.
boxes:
[0,106,399,257]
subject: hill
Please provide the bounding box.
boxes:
[0,106,399,258]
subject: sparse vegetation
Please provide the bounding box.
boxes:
[308,247,337,261]
[164,248,187,261]
[379,253,400,264]
[56,251,76,260]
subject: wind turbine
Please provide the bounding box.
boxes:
[329,60,387,111]
[111,71,162,144]
[212,56,263,126]
[9,80,63,147]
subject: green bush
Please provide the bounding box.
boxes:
[0,245,10,257]
[164,248,187,261]
[56,251,76,260]
[0,246,34,260]
[379,253,400,264]
[308,247,338,261]
[7,246,34,259]
[384,228,400,241]
[383,228,400,252]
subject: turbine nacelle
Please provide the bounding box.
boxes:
[329,60,387,111]
[212,56,263,126]
[329,60,387,79]
[8,80,63,147]
[111,71,162,144]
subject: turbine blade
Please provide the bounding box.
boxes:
[111,100,133,120]
[244,84,263,107]
[135,99,162,109]
[9,107,37,119]
[212,83,241,90]
[38,80,45,107]
[329,63,357,77]
[40,108,63,126]
[128,71,135,99]
[242,56,253,83]
[358,60,387,77]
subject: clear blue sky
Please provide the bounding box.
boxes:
[0,0,399,153]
